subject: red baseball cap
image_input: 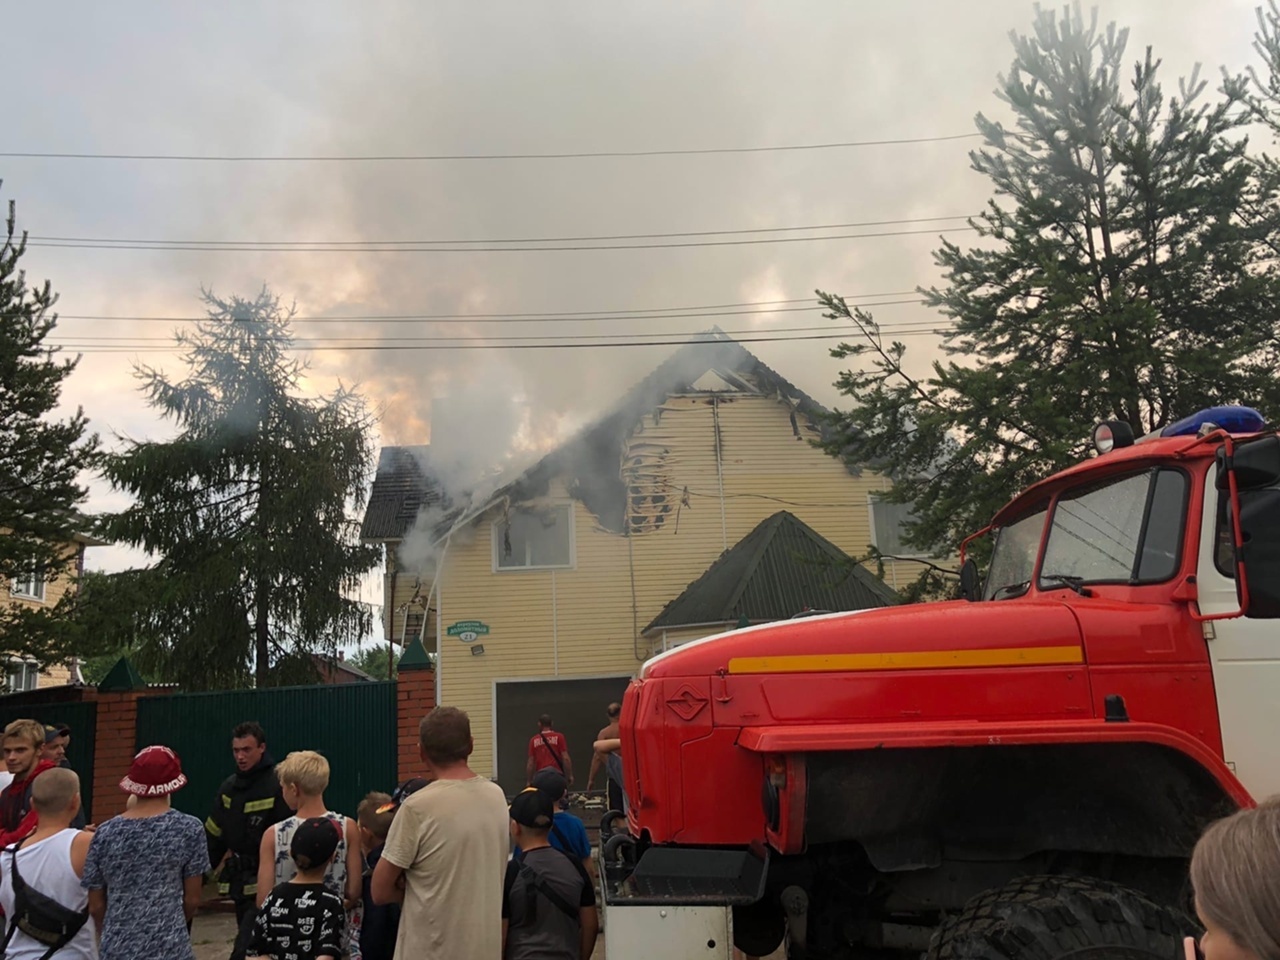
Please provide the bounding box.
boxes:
[120,745,188,797]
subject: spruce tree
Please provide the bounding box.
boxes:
[821,7,1280,575]
[100,288,380,688]
[0,188,100,664]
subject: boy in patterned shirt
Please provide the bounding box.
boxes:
[250,817,346,960]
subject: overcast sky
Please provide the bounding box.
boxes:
[3,1,1265,609]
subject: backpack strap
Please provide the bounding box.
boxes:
[516,859,581,924]
[537,734,566,775]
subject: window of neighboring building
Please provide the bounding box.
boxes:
[4,660,39,693]
[10,567,45,602]
[869,496,926,558]
[494,505,574,570]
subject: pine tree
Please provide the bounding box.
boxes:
[100,288,381,688]
[0,188,101,663]
[821,6,1280,574]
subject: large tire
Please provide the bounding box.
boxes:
[927,875,1195,960]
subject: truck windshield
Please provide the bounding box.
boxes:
[984,506,1048,600]
[1039,468,1187,586]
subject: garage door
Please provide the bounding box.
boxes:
[494,676,632,795]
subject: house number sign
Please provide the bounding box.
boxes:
[447,620,491,644]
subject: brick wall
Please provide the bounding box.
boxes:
[396,665,436,784]
[90,691,143,822]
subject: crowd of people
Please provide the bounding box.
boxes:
[0,706,605,960]
[0,703,1277,960]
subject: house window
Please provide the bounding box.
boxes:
[869,496,926,558]
[10,567,45,602]
[494,505,574,570]
[4,661,39,693]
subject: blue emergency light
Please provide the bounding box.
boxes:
[1160,406,1265,438]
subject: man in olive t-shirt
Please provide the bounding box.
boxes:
[372,708,510,960]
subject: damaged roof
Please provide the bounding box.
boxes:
[447,329,839,536]
[359,445,444,542]
[365,329,865,545]
[644,511,900,634]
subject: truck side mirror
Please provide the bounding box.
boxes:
[957,558,981,602]
[1218,436,1280,618]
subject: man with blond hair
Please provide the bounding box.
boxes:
[372,706,509,960]
[0,718,56,846]
[0,767,97,958]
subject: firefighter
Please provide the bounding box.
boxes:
[205,720,290,960]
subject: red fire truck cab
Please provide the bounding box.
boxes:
[599,407,1280,960]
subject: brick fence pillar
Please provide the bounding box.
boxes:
[395,639,436,785]
[90,657,149,823]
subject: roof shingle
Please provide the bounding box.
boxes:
[359,445,444,542]
[644,511,899,634]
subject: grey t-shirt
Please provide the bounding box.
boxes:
[503,847,595,960]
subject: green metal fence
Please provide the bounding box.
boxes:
[0,698,97,817]
[135,682,397,820]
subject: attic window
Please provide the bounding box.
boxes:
[494,505,574,571]
[868,496,926,559]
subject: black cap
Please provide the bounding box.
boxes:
[531,768,568,801]
[290,816,341,870]
[510,787,555,829]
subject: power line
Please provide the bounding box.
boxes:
[28,214,974,248]
[50,320,951,345]
[53,295,929,325]
[49,328,950,354]
[27,224,972,253]
[0,132,982,164]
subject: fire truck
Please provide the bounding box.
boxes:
[597,406,1280,960]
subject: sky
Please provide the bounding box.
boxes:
[3,0,1266,627]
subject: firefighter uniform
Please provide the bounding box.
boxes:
[205,755,290,926]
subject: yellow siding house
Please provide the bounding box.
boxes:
[363,333,931,791]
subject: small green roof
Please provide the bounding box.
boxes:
[644,512,900,634]
[397,637,433,671]
[97,657,147,692]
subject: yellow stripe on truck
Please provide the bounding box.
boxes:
[727,645,1084,674]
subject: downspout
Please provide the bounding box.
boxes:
[423,534,451,706]
[628,530,644,661]
[552,571,559,676]
[711,396,728,551]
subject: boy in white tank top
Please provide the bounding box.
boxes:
[0,767,97,959]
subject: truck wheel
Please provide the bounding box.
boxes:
[928,875,1194,960]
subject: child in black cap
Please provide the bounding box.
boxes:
[249,816,347,960]
[502,788,598,960]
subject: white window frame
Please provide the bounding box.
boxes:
[492,503,576,572]
[867,494,929,560]
[10,567,46,602]
[4,660,40,693]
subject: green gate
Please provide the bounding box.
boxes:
[0,698,96,817]
[135,682,397,819]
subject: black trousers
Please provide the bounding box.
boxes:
[607,778,624,813]
[230,897,257,960]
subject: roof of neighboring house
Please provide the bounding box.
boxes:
[311,653,376,682]
[360,329,879,546]
[644,511,900,634]
[359,445,445,542]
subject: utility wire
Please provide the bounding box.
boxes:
[27,224,973,253]
[53,295,928,326]
[49,328,951,354]
[27,214,974,248]
[0,132,982,163]
[53,290,922,323]
[50,320,951,345]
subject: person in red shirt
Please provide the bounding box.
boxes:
[525,715,573,788]
[0,718,56,846]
